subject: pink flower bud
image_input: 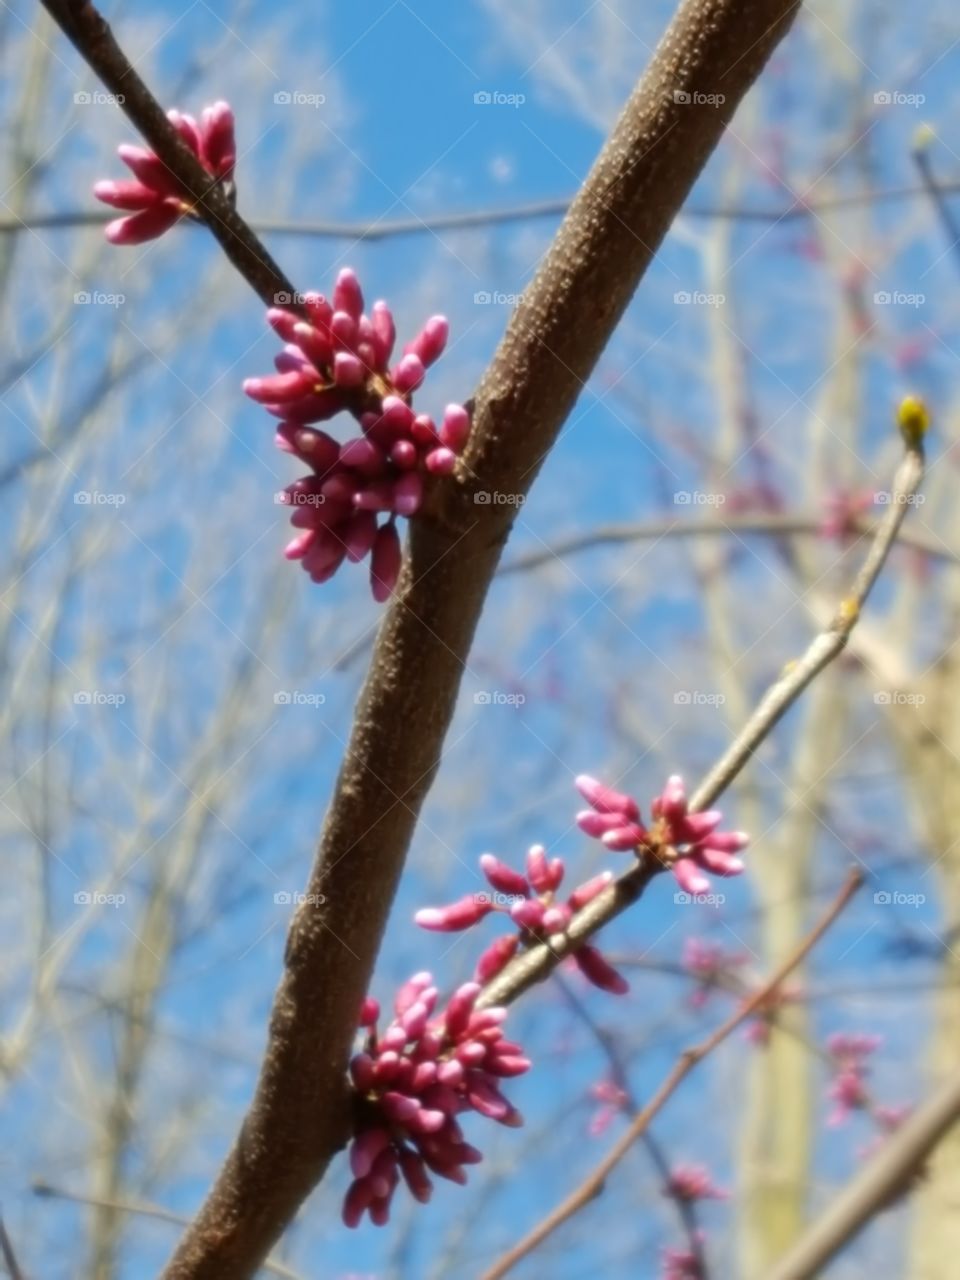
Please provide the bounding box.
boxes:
[425,447,457,474]
[333,351,365,388]
[371,300,396,366]
[479,853,529,897]
[475,933,519,982]
[350,1126,391,1179]
[415,894,493,932]
[568,871,613,910]
[439,403,471,451]
[601,824,646,852]
[574,944,629,995]
[510,898,546,930]
[359,996,380,1027]
[392,352,426,393]
[104,205,181,245]
[334,268,364,320]
[443,982,481,1039]
[406,315,449,367]
[392,471,423,517]
[525,844,564,893]
[672,858,711,896]
[575,774,641,820]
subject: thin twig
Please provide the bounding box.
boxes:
[6,178,960,239]
[0,1216,25,1280]
[481,869,864,1280]
[766,1069,960,1280]
[477,437,925,1013]
[39,0,298,309]
[31,1184,306,1280]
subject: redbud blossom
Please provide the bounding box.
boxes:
[665,1164,728,1202]
[826,1032,882,1126]
[246,268,470,599]
[343,974,528,1226]
[94,101,236,244]
[576,773,749,896]
[415,847,626,995]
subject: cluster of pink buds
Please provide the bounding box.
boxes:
[681,937,748,1009]
[588,1078,629,1136]
[576,774,749,896]
[245,269,470,598]
[94,102,236,244]
[820,489,874,542]
[415,846,628,995]
[661,1239,706,1280]
[343,974,528,1226]
[665,1164,727,1203]
[826,1032,881,1126]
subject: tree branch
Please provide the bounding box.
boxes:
[481,869,863,1280]
[38,0,803,1273]
[766,1069,960,1280]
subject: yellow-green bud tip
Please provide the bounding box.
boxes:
[898,395,930,447]
[912,123,935,152]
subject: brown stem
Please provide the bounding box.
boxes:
[481,869,864,1280]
